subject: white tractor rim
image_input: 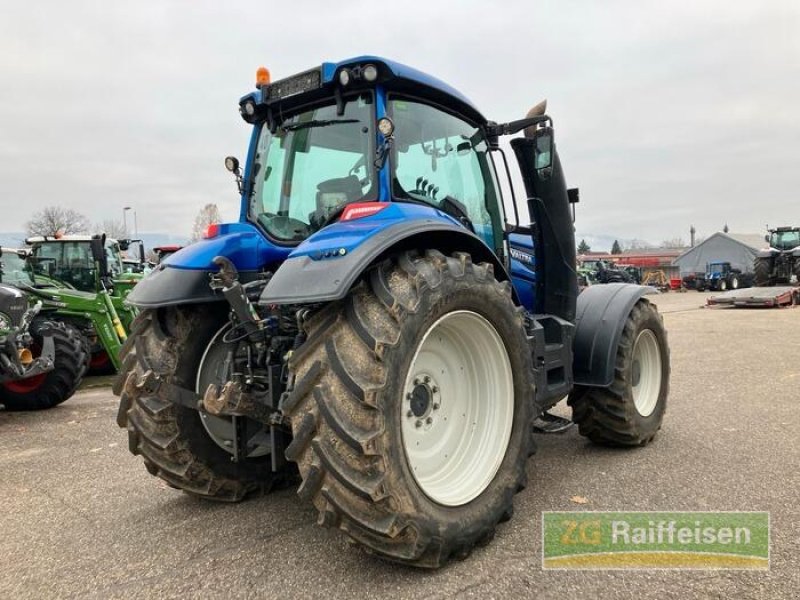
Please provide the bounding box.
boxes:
[401,310,515,507]
[631,329,662,417]
[196,325,271,458]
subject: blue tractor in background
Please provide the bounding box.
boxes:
[115,57,670,568]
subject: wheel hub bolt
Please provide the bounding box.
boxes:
[433,403,440,410]
[406,410,414,418]
[431,386,439,393]
[413,378,421,386]
[423,375,430,383]
[415,420,422,428]
[425,417,433,425]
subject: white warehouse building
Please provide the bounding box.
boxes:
[673,232,765,275]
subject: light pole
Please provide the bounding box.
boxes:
[123,206,131,237]
[133,210,138,237]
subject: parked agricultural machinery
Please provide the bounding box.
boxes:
[0,266,87,410]
[692,262,752,292]
[17,235,139,373]
[114,57,670,568]
[754,227,800,286]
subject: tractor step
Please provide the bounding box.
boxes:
[527,314,574,410]
[532,411,573,434]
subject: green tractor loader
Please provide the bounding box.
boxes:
[19,235,134,373]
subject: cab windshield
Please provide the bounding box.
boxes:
[0,250,33,287]
[770,230,800,250]
[248,93,376,242]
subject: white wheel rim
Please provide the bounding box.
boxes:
[196,325,271,458]
[401,310,514,507]
[631,329,662,417]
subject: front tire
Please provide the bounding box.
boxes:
[284,251,535,567]
[114,306,279,501]
[568,299,669,446]
[0,320,88,410]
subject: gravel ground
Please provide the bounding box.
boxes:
[1,291,798,599]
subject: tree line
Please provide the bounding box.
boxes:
[24,204,221,242]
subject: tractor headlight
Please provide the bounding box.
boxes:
[338,69,351,86]
[362,64,378,82]
[377,117,394,137]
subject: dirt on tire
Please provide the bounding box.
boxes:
[568,299,670,446]
[114,306,281,501]
[284,250,535,568]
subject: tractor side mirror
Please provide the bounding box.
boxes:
[533,126,554,172]
[90,234,109,278]
[764,234,770,243]
[118,239,131,251]
[139,242,145,265]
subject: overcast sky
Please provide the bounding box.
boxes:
[1,0,798,245]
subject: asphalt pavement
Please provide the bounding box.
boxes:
[1,291,798,599]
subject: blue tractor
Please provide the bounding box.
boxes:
[115,57,670,568]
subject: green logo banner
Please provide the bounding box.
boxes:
[542,512,769,569]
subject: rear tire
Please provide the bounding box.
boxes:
[793,259,800,284]
[754,257,771,286]
[0,320,88,410]
[114,306,279,501]
[568,300,669,446]
[284,250,535,567]
[729,275,739,290]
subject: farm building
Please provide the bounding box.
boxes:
[673,232,764,275]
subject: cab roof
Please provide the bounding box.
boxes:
[243,55,487,126]
[25,235,119,244]
[325,56,485,123]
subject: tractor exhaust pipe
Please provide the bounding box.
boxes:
[511,104,578,323]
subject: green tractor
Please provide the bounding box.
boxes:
[0,253,88,409]
[16,235,138,373]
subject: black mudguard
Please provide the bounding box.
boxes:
[259,221,512,305]
[572,283,657,387]
[125,266,223,308]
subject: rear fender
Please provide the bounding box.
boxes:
[126,222,290,309]
[572,283,657,387]
[259,204,513,305]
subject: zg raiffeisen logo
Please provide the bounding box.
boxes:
[542,512,769,569]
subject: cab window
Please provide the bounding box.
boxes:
[389,98,504,251]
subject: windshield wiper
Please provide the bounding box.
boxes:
[281,119,359,132]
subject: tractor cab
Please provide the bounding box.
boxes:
[25,235,125,292]
[155,57,566,317]
[766,227,800,251]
